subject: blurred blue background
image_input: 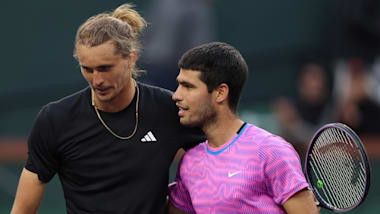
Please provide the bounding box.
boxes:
[1,0,380,213]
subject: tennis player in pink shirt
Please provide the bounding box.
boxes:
[169,42,320,214]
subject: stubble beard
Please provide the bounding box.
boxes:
[183,103,217,129]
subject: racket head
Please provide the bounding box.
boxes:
[304,123,371,212]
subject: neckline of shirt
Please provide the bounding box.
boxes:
[206,123,249,155]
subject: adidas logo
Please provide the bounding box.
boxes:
[141,131,157,142]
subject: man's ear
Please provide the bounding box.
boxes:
[214,83,229,104]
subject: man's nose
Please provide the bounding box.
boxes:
[172,88,181,101]
[93,71,105,87]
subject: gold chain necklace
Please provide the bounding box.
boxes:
[91,80,139,140]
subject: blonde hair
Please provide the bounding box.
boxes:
[74,3,147,76]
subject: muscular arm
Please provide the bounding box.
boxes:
[11,168,46,214]
[283,189,320,214]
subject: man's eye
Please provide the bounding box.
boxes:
[97,66,111,72]
[82,67,93,73]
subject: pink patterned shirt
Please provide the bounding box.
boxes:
[169,123,309,213]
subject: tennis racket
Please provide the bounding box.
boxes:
[304,123,371,212]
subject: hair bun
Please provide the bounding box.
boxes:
[112,3,147,38]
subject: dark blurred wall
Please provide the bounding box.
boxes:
[1,0,332,136]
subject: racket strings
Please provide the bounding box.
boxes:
[311,139,352,209]
[322,128,365,205]
[332,128,367,192]
[316,132,346,209]
[312,132,353,208]
[327,129,364,205]
[309,159,336,205]
[333,129,367,188]
[310,133,342,207]
[309,127,367,210]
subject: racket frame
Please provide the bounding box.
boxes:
[304,123,371,212]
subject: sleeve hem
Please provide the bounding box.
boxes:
[280,184,310,205]
[24,165,52,183]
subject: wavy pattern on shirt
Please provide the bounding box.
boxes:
[169,124,309,214]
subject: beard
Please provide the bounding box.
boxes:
[181,102,217,128]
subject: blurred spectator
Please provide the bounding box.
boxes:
[370,56,380,103]
[273,63,333,156]
[141,0,217,91]
[335,58,380,136]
